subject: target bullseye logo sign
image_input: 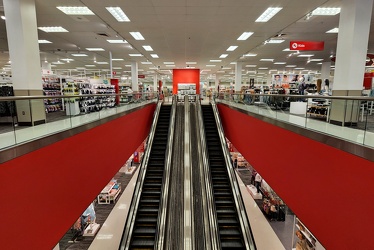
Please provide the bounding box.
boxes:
[289,41,324,51]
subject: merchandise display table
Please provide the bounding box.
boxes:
[125,166,136,175]
[246,185,262,199]
[97,181,121,204]
[83,223,100,236]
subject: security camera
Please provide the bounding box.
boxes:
[157,66,160,69]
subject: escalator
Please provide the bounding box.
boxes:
[129,105,172,249]
[201,104,246,249]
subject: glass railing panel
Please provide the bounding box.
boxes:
[0,98,17,149]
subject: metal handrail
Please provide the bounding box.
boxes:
[196,98,220,250]
[119,100,163,250]
[211,101,257,250]
[214,93,374,101]
[156,95,177,250]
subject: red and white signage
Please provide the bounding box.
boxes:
[290,41,324,51]
[138,74,145,78]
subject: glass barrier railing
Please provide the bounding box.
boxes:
[214,93,374,148]
[0,92,158,150]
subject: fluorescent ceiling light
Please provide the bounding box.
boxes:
[266,39,285,44]
[57,6,94,15]
[237,32,254,40]
[206,65,216,67]
[222,67,231,70]
[227,46,238,51]
[112,58,124,61]
[286,65,297,67]
[38,40,52,44]
[274,62,286,64]
[141,62,152,64]
[52,61,64,65]
[149,67,158,70]
[76,67,86,70]
[219,54,228,58]
[164,62,174,64]
[150,54,159,58]
[106,7,130,22]
[129,32,145,40]
[125,65,131,67]
[113,67,122,69]
[245,65,257,67]
[96,62,108,64]
[86,48,105,51]
[258,67,268,70]
[165,65,175,67]
[60,58,74,61]
[326,28,339,33]
[107,39,127,43]
[143,45,153,51]
[186,62,197,64]
[38,26,68,32]
[244,53,257,57]
[260,59,274,61]
[297,54,314,57]
[295,68,305,70]
[210,60,222,62]
[71,54,88,57]
[129,54,143,57]
[312,7,341,16]
[85,65,96,67]
[255,7,282,22]
[310,59,324,62]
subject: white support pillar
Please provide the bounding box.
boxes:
[330,0,373,126]
[215,74,220,93]
[153,73,158,92]
[109,51,113,79]
[234,62,242,92]
[4,0,46,125]
[131,61,139,91]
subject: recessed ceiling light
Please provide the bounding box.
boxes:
[222,67,231,70]
[38,40,52,44]
[112,58,124,61]
[71,54,88,57]
[295,68,305,70]
[86,48,105,51]
[312,7,341,16]
[244,53,257,57]
[38,26,68,32]
[149,67,158,70]
[210,60,222,62]
[227,46,238,51]
[164,62,174,64]
[265,39,285,44]
[237,32,254,40]
[260,59,274,61]
[107,39,127,43]
[143,45,153,51]
[297,54,314,57]
[129,54,143,57]
[165,65,175,67]
[317,63,323,65]
[52,61,65,65]
[60,58,74,61]
[219,54,228,58]
[85,65,96,67]
[245,65,257,67]
[310,59,324,62]
[286,65,297,67]
[57,6,94,15]
[150,54,159,58]
[206,65,216,67]
[96,62,108,64]
[141,62,152,64]
[129,32,145,40]
[113,67,122,69]
[76,67,86,70]
[258,67,268,70]
[255,7,283,22]
[106,7,130,22]
[186,62,197,64]
[274,62,286,64]
[326,28,339,33]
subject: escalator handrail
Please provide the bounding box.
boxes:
[196,99,221,250]
[155,95,177,250]
[119,100,163,250]
[211,101,257,250]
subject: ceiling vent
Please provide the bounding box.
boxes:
[96,32,110,37]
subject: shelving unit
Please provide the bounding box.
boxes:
[62,82,80,116]
[42,76,63,113]
[307,104,330,120]
[97,180,121,204]
[293,218,325,250]
[119,84,131,103]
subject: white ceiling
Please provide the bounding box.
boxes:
[0,0,372,82]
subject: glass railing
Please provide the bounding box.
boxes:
[214,93,374,148]
[0,92,158,150]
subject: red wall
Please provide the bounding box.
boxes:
[172,69,200,94]
[217,104,374,250]
[0,104,156,250]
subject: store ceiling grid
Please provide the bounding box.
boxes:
[0,0,372,82]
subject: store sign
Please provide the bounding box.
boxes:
[112,71,116,75]
[290,41,324,51]
[138,75,145,78]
